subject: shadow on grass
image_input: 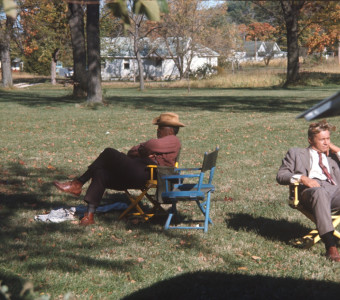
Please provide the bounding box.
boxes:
[0,88,324,113]
[123,270,340,300]
[225,213,310,244]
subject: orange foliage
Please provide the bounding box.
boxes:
[245,22,276,41]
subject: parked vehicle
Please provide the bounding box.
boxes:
[65,68,74,78]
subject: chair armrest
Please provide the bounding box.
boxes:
[162,174,200,180]
[146,165,158,181]
[176,167,201,172]
[289,182,300,208]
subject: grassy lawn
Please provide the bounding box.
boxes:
[1,83,340,299]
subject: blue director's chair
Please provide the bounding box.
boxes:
[162,147,219,233]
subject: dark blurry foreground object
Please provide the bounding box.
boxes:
[297,91,340,120]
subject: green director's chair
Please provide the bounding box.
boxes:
[162,147,219,233]
[289,182,340,248]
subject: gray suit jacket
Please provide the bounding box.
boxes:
[276,147,340,185]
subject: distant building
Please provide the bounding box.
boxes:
[230,41,286,63]
[11,58,23,71]
[101,37,219,81]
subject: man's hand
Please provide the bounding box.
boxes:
[300,175,320,188]
[329,143,340,154]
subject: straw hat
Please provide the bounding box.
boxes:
[152,112,185,127]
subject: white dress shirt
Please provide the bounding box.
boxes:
[291,148,340,184]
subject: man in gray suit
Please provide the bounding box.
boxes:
[277,120,340,262]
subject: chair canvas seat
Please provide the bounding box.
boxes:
[162,184,215,200]
[289,182,340,248]
[118,164,179,221]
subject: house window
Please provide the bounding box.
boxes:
[123,60,130,70]
[155,59,162,67]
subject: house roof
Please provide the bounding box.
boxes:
[101,37,219,58]
[241,41,281,57]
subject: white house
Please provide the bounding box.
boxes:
[101,37,219,81]
[231,41,286,63]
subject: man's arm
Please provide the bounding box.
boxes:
[276,149,297,185]
[276,148,319,188]
[127,144,142,157]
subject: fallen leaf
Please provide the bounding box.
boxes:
[238,267,248,271]
[224,196,234,201]
[251,256,261,261]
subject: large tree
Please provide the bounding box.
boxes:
[0,0,16,87]
[67,2,87,97]
[0,15,13,87]
[86,2,102,103]
[279,0,305,87]
[252,1,340,86]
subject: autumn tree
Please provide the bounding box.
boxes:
[202,3,237,59]
[252,1,340,86]
[245,22,276,41]
[18,0,71,83]
[156,0,214,80]
[300,1,340,56]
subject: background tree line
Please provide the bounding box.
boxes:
[1,0,340,101]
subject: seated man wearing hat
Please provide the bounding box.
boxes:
[54,112,184,226]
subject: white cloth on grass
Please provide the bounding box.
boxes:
[34,202,128,223]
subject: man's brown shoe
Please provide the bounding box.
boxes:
[53,180,83,197]
[326,246,340,262]
[80,212,95,226]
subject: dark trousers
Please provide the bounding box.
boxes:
[83,148,154,206]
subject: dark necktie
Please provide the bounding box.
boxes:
[318,152,336,185]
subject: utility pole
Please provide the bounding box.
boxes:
[255,37,257,61]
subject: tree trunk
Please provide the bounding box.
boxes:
[51,48,59,85]
[280,1,305,87]
[136,49,145,90]
[0,17,13,88]
[86,3,102,104]
[68,3,87,97]
[133,19,144,90]
[130,14,145,90]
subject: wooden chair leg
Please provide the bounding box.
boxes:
[119,190,149,220]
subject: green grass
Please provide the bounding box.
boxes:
[1,83,340,299]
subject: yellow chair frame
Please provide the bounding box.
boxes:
[289,182,340,248]
[119,163,178,221]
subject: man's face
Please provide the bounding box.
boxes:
[309,130,331,153]
[157,126,173,138]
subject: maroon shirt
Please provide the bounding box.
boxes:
[128,135,181,167]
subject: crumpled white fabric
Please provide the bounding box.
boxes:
[34,208,75,223]
[34,202,128,223]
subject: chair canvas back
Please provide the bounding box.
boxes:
[199,148,219,186]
